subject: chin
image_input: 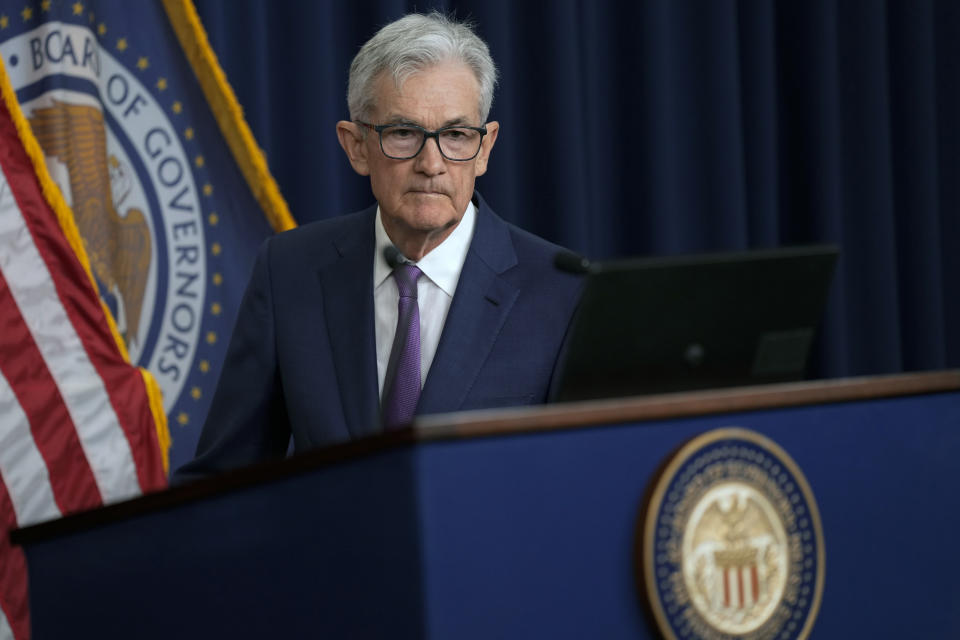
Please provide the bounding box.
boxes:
[402,199,460,232]
[410,210,459,234]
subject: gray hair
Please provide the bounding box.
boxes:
[347,12,498,123]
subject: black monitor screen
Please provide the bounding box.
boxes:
[550,245,839,402]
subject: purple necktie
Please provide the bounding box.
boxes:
[382,264,423,429]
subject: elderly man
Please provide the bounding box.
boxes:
[179,13,582,476]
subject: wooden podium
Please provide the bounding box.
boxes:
[12,371,960,639]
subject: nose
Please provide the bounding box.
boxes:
[414,135,446,175]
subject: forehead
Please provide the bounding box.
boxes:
[371,62,482,125]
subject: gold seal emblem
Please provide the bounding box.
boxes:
[683,483,788,634]
[640,428,824,640]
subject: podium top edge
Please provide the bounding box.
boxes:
[412,369,960,438]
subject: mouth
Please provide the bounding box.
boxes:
[408,188,448,197]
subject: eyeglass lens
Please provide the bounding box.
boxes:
[380,126,482,160]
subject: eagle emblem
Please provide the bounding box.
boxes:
[29,100,152,347]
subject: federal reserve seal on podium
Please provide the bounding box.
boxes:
[639,428,825,640]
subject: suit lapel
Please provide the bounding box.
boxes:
[418,198,519,415]
[318,209,381,439]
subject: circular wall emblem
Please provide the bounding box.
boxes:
[1,19,214,422]
[640,428,824,640]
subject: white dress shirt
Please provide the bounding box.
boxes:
[373,201,476,398]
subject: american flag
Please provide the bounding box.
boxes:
[0,58,167,640]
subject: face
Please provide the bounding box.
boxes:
[337,62,499,257]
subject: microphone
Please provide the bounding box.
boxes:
[553,250,593,275]
[383,245,406,269]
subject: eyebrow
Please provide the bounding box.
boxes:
[381,114,476,128]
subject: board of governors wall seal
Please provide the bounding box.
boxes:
[639,428,825,640]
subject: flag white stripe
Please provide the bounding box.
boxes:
[0,368,61,527]
[734,567,740,607]
[0,605,13,640]
[732,568,740,608]
[0,168,139,505]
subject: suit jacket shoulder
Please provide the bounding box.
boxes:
[175,205,379,480]
[418,195,583,414]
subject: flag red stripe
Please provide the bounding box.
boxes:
[0,270,103,516]
[0,475,31,640]
[751,565,759,603]
[0,98,166,494]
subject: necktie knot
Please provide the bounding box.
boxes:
[393,264,422,299]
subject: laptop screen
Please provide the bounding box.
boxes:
[550,245,839,402]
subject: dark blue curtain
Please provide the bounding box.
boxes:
[194,0,960,380]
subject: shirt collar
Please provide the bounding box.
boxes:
[373,200,476,296]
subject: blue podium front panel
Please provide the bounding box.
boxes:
[414,391,960,639]
[25,447,428,639]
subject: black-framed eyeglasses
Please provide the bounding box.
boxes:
[355,121,487,161]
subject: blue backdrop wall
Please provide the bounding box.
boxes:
[193,0,959,380]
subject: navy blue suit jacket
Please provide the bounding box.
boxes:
[178,194,582,477]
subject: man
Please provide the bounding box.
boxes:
[177,13,582,478]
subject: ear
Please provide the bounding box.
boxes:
[336,121,370,176]
[474,121,499,177]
